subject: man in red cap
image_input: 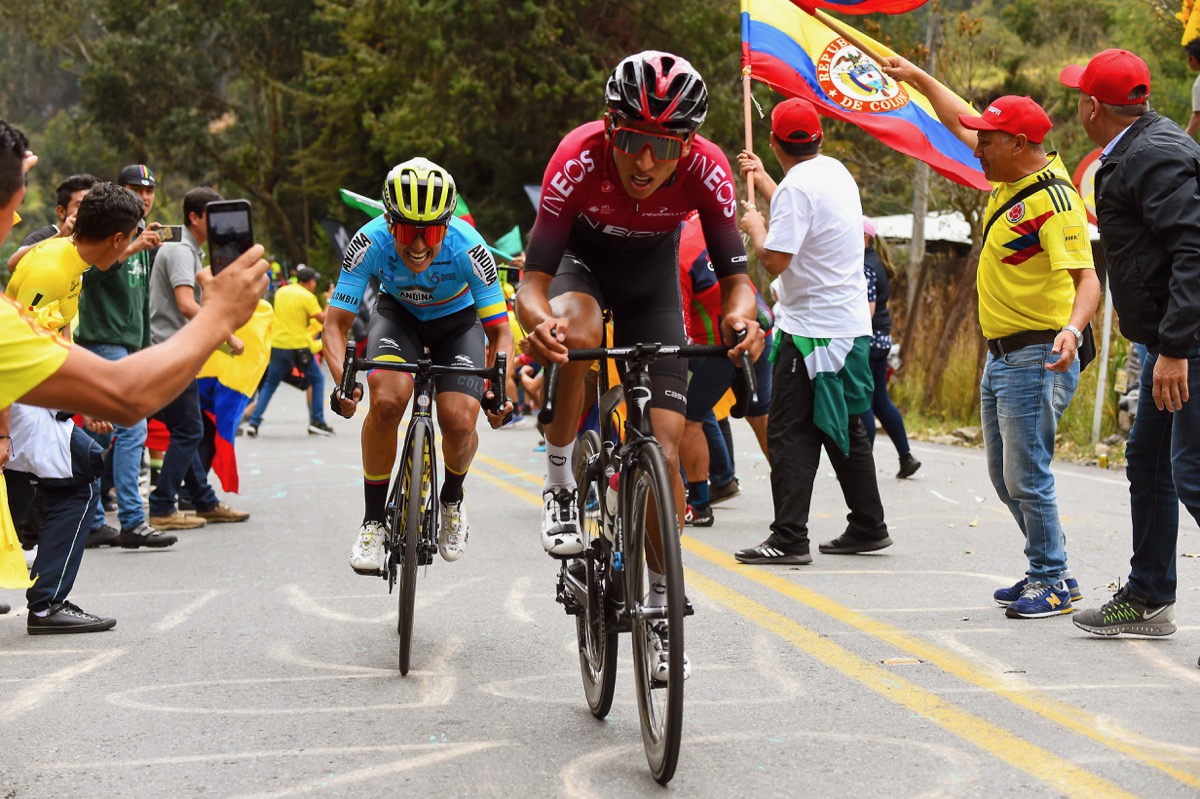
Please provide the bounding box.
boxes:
[734,97,891,566]
[883,57,1100,620]
[1060,50,1200,646]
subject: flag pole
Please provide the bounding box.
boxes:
[813,8,888,64]
[742,65,757,206]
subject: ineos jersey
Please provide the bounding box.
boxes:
[329,215,508,328]
[525,121,748,279]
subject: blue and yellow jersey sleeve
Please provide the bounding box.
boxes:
[453,222,507,328]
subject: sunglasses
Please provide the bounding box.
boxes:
[389,218,448,247]
[611,127,687,162]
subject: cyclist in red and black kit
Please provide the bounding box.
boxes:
[517,51,765,564]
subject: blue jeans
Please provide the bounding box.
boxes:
[83,344,148,531]
[702,412,735,487]
[248,347,326,428]
[149,380,219,517]
[1125,343,1200,604]
[980,344,1078,584]
[859,348,911,458]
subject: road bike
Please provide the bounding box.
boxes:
[336,343,508,675]
[539,337,755,784]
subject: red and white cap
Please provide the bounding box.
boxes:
[958,96,1053,143]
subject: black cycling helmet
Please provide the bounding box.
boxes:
[605,51,708,135]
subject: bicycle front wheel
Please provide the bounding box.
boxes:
[396,420,433,675]
[625,442,685,785]
[573,430,617,719]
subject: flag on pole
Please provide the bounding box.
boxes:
[492,225,523,260]
[790,0,929,14]
[196,300,274,493]
[1179,0,1200,45]
[742,0,990,191]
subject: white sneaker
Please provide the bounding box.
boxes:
[541,487,582,557]
[650,622,691,683]
[439,499,469,562]
[349,521,385,574]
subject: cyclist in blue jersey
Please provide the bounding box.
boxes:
[324,158,514,574]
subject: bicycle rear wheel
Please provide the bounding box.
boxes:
[573,430,617,719]
[396,420,433,675]
[625,442,685,785]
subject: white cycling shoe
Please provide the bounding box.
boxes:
[650,621,691,683]
[541,487,583,557]
[349,521,385,575]
[439,499,469,562]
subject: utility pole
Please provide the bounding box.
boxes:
[906,9,940,313]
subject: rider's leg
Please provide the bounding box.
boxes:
[542,290,604,486]
[434,392,479,503]
[361,369,413,523]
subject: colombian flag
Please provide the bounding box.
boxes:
[791,0,928,13]
[196,301,274,492]
[743,0,990,191]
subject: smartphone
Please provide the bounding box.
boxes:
[206,199,254,275]
[156,224,184,243]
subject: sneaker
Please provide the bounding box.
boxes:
[147,511,207,530]
[994,575,1082,607]
[118,522,178,549]
[709,478,740,505]
[307,420,335,436]
[439,499,469,562]
[818,533,893,554]
[85,524,121,549]
[649,622,691,683]
[1005,581,1074,619]
[349,521,386,575]
[1073,584,1177,637]
[1,603,11,614]
[541,487,583,557]
[27,602,116,635]
[734,541,812,565]
[196,502,250,523]
[897,453,922,479]
[245,424,259,438]
[500,415,531,430]
[684,503,714,527]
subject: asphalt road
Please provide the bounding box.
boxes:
[2,385,1199,799]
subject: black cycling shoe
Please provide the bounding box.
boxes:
[85,524,121,549]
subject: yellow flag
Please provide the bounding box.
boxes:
[1179,0,1200,45]
[0,477,36,590]
[197,300,274,396]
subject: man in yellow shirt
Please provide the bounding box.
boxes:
[883,59,1101,621]
[245,265,332,437]
[5,183,144,337]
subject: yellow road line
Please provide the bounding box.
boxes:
[682,536,1200,790]
[473,452,543,487]
[684,569,1135,798]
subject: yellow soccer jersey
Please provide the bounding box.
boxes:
[0,295,70,408]
[4,237,91,334]
[271,283,322,349]
[977,154,1095,341]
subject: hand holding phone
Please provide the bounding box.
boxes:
[206,200,254,275]
[155,224,184,243]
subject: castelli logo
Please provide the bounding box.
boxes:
[1006,202,1026,224]
[816,39,910,114]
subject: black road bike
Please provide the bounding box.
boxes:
[336,343,507,675]
[539,337,755,784]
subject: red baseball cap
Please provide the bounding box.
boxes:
[958,96,1053,143]
[771,98,823,145]
[1059,49,1151,106]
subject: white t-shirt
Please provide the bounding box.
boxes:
[764,155,871,338]
[1192,74,1200,112]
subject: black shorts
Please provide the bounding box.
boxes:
[366,294,486,400]
[547,235,687,415]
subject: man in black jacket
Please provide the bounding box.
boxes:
[1061,50,1200,643]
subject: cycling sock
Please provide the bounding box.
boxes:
[363,472,390,524]
[647,568,666,608]
[440,466,466,504]
[687,481,709,507]
[544,440,576,490]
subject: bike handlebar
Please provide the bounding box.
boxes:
[537,334,757,426]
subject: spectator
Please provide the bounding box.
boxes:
[6,173,101,272]
[733,97,891,565]
[147,187,250,530]
[245,265,333,437]
[883,59,1100,619]
[1060,50,1200,639]
[1184,39,1200,138]
[77,164,177,550]
[858,217,921,479]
